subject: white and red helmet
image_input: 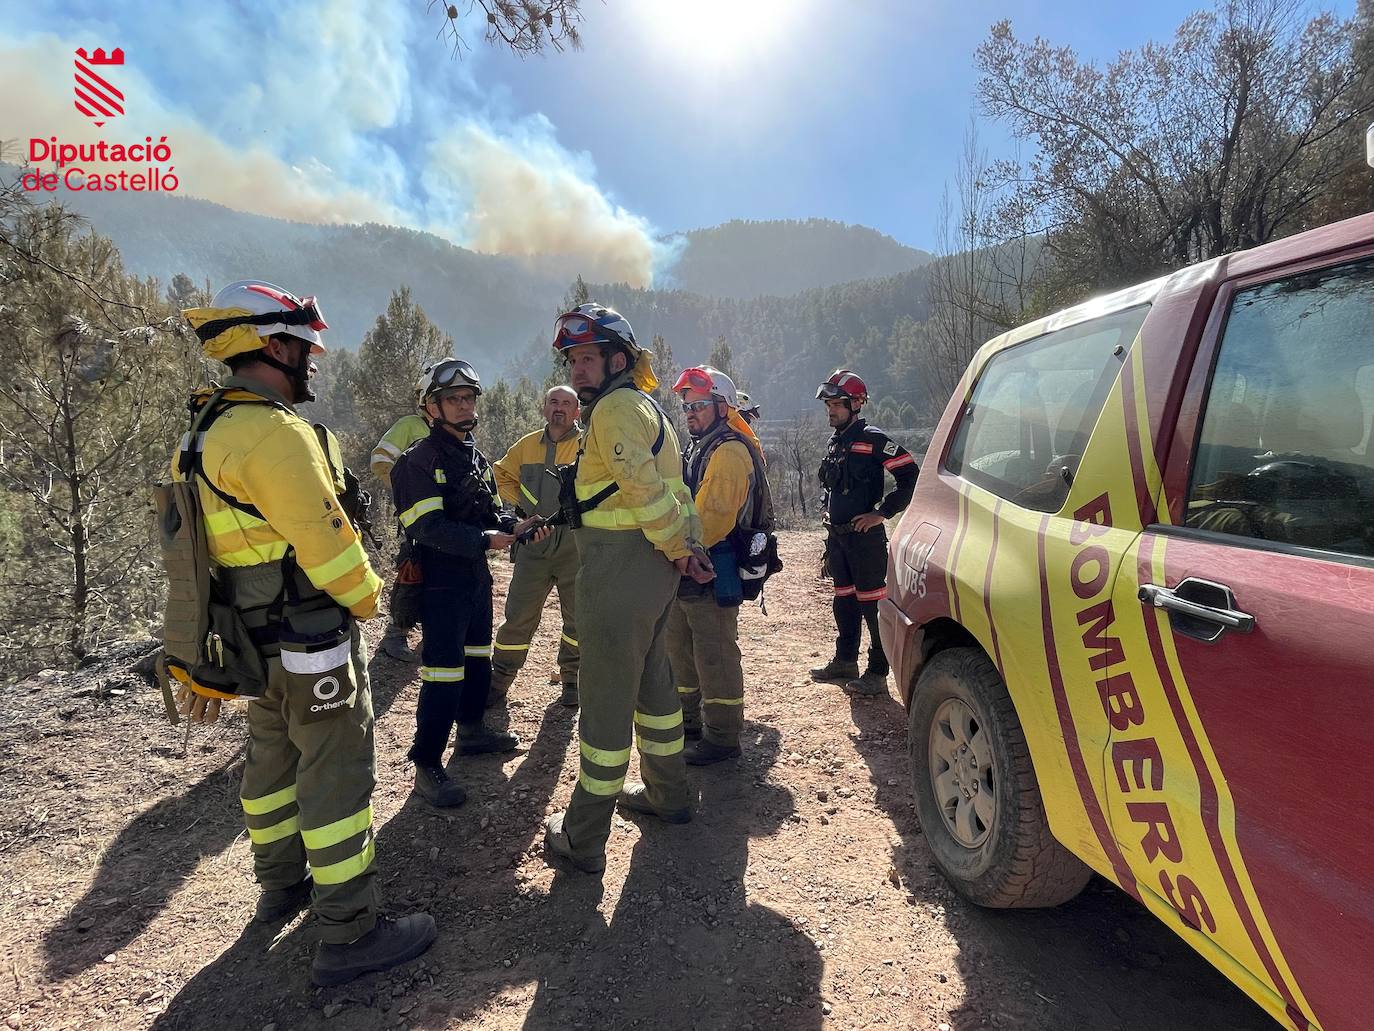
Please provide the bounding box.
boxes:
[672,365,739,409]
[202,279,329,354]
[817,369,867,404]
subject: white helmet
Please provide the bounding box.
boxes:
[738,390,760,418]
[672,365,739,409]
[417,358,482,403]
[202,280,328,355]
[700,366,739,409]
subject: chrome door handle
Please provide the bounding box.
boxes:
[1138,580,1255,635]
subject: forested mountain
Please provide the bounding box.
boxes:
[15,171,937,391]
[663,219,933,298]
[580,268,938,420]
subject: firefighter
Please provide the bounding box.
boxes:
[490,385,583,708]
[667,366,770,764]
[368,372,433,663]
[389,359,549,808]
[738,391,762,427]
[176,280,434,987]
[809,369,918,696]
[542,302,714,874]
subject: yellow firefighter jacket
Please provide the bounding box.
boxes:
[493,425,582,520]
[369,413,430,488]
[575,377,701,561]
[692,438,756,549]
[171,379,383,619]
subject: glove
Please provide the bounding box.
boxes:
[175,682,223,724]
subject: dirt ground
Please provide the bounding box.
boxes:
[0,529,1276,1031]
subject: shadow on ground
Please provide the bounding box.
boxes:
[845,688,1273,1031]
[41,651,414,983]
[150,717,824,1030]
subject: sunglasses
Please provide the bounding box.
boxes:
[681,399,715,413]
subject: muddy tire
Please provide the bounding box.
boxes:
[908,647,1091,908]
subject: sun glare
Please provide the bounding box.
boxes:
[642,0,799,68]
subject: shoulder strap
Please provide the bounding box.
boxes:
[630,387,667,456]
[571,387,669,517]
[179,390,271,520]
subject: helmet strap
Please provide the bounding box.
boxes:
[256,339,314,403]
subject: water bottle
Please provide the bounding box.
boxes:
[709,541,743,607]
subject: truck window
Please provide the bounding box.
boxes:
[944,305,1148,512]
[1186,258,1374,561]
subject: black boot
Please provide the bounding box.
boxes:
[455,720,519,755]
[311,914,437,987]
[809,658,860,683]
[254,876,312,923]
[412,763,467,807]
[685,738,742,765]
[616,782,691,823]
[560,680,579,707]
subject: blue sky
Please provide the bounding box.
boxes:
[1,0,1358,283]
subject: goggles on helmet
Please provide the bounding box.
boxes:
[816,382,850,401]
[672,367,717,396]
[429,359,479,394]
[191,296,327,346]
[553,311,633,353]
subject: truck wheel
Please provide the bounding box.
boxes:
[908,646,1091,908]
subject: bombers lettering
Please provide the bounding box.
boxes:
[1067,491,1217,935]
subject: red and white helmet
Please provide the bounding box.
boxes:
[672,365,739,409]
[203,279,328,354]
[816,369,867,404]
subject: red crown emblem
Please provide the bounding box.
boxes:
[74,47,125,127]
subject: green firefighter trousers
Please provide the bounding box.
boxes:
[666,590,744,747]
[492,530,580,692]
[228,564,379,945]
[562,527,689,860]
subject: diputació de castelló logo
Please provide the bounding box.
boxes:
[21,46,180,194]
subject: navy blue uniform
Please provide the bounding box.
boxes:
[818,418,918,674]
[391,424,514,764]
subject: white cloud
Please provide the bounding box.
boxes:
[1,7,666,287]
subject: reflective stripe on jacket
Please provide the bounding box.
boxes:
[170,380,383,619]
[575,379,700,560]
[493,426,581,519]
[369,414,430,488]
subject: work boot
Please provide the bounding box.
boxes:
[542,811,606,875]
[560,680,579,708]
[311,913,437,988]
[685,738,742,766]
[412,763,467,808]
[616,782,691,824]
[809,658,860,683]
[254,876,312,923]
[844,670,889,696]
[455,720,519,756]
[682,704,702,740]
[486,672,514,709]
[379,624,418,663]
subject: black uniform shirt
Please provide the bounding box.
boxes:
[819,418,919,527]
[391,424,512,575]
